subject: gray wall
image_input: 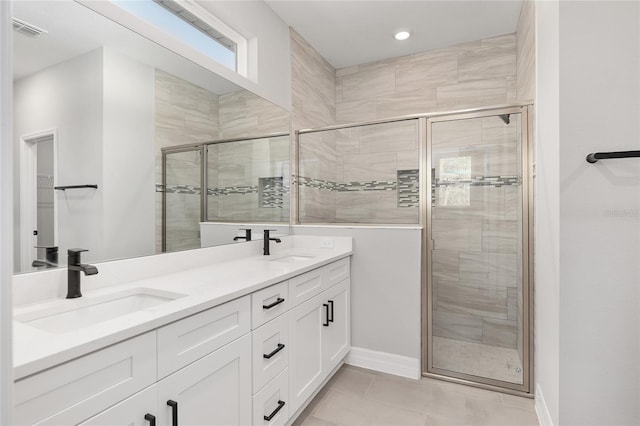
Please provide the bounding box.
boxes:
[293,226,422,360]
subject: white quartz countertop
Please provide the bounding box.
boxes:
[12,237,352,380]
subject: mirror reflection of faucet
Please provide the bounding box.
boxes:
[233,228,252,242]
[67,248,98,299]
[32,246,59,269]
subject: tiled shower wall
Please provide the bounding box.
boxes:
[299,120,420,223]
[206,135,290,223]
[292,30,519,224]
[155,70,219,253]
[156,70,290,252]
[431,116,522,351]
[335,33,517,123]
[291,28,338,221]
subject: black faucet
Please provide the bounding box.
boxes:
[67,248,98,299]
[233,228,252,242]
[263,229,281,256]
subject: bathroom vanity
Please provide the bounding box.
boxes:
[12,236,352,425]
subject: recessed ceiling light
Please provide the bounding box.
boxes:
[394,31,410,41]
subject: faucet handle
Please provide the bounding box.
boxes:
[68,248,89,265]
[68,248,89,254]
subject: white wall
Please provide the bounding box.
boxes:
[13,49,104,267]
[558,2,640,424]
[536,2,640,425]
[14,48,159,268]
[0,1,13,422]
[534,1,560,424]
[293,226,422,362]
[102,48,156,262]
[197,1,291,110]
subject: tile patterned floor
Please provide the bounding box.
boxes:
[292,365,539,426]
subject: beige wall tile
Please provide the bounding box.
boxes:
[435,280,508,320]
[482,318,518,349]
[516,0,535,101]
[458,45,516,82]
[437,78,508,111]
[434,310,484,343]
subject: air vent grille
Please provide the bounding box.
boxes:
[12,18,48,38]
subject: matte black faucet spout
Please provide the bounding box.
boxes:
[263,230,281,256]
[67,248,98,299]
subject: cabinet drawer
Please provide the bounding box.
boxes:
[252,281,288,329]
[14,332,156,426]
[157,296,250,378]
[325,257,350,290]
[253,368,289,426]
[288,267,323,307]
[252,312,288,393]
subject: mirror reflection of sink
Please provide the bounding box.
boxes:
[15,288,186,334]
[270,255,315,263]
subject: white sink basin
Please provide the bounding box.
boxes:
[270,254,316,263]
[15,288,186,334]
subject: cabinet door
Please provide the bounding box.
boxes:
[288,293,324,414]
[80,385,158,426]
[322,278,350,375]
[157,334,251,426]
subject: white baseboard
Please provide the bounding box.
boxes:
[345,346,421,380]
[535,384,554,426]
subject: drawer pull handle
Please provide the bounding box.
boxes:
[328,300,334,323]
[144,414,156,426]
[263,297,285,310]
[263,343,285,359]
[167,400,178,426]
[264,400,286,421]
[323,304,329,326]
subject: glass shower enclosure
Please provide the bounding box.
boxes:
[295,105,532,394]
[425,106,531,393]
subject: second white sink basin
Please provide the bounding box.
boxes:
[15,288,186,334]
[270,255,315,263]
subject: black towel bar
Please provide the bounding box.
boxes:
[54,185,98,190]
[586,150,640,163]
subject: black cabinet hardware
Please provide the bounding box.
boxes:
[263,400,286,421]
[263,297,285,310]
[323,304,330,326]
[167,400,178,426]
[263,343,285,359]
[328,300,334,323]
[144,414,156,426]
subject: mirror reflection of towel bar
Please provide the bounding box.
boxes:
[586,150,640,163]
[53,185,98,190]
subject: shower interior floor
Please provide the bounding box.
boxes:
[432,336,523,384]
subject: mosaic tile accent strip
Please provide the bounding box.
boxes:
[298,176,397,192]
[434,176,521,187]
[157,184,202,195]
[397,169,419,208]
[259,177,284,208]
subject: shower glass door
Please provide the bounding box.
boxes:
[162,147,204,252]
[426,107,530,392]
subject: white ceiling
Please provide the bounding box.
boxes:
[265,0,524,69]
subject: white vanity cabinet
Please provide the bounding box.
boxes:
[157,334,252,426]
[288,258,351,415]
[14,255,351,426]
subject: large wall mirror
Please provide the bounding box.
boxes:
[12,0,290,274]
